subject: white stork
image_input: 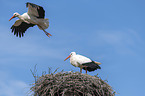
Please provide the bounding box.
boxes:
[9,2,51,37]
[64,52,101,74]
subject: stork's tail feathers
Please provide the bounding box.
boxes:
[45,18,49,20]
[94,61,101,65]
[37,18,49,30]
[44,18,49,28]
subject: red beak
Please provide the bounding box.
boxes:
[64,55,71,61]
[9,15,15,21]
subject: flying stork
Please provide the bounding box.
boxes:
[64,52,101,74]
[9,2,51,37]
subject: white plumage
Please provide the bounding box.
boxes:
[9,2,51,37]
[64,52,101,74]
[69,52,92,67]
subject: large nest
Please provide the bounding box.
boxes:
[31,72,115,96]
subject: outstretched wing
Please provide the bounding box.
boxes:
[11,19,35,37]
[26,2,45,18]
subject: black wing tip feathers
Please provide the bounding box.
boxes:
[11,26,24,38]
[26,2,36,7]
[26,2,34,6]
[10,22,35,38]
[26,2,30,7]
[26,2,43,8]
[26,2,45,18]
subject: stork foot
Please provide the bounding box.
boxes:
[46,33,52,37]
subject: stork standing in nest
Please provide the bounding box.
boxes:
[64,52,101,74]
[9,2,51,37]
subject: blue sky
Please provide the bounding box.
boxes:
[0,0,145,96]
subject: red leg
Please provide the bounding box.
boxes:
[37,24,52,37]
[85,66,87,74]
[45,32,52,37]
[80,66,82,73]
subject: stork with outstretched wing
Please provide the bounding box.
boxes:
[9,2,51,37]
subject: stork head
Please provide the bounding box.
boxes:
[70,52,76,56]
[64,52,76,61]
[9,12,20,21]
